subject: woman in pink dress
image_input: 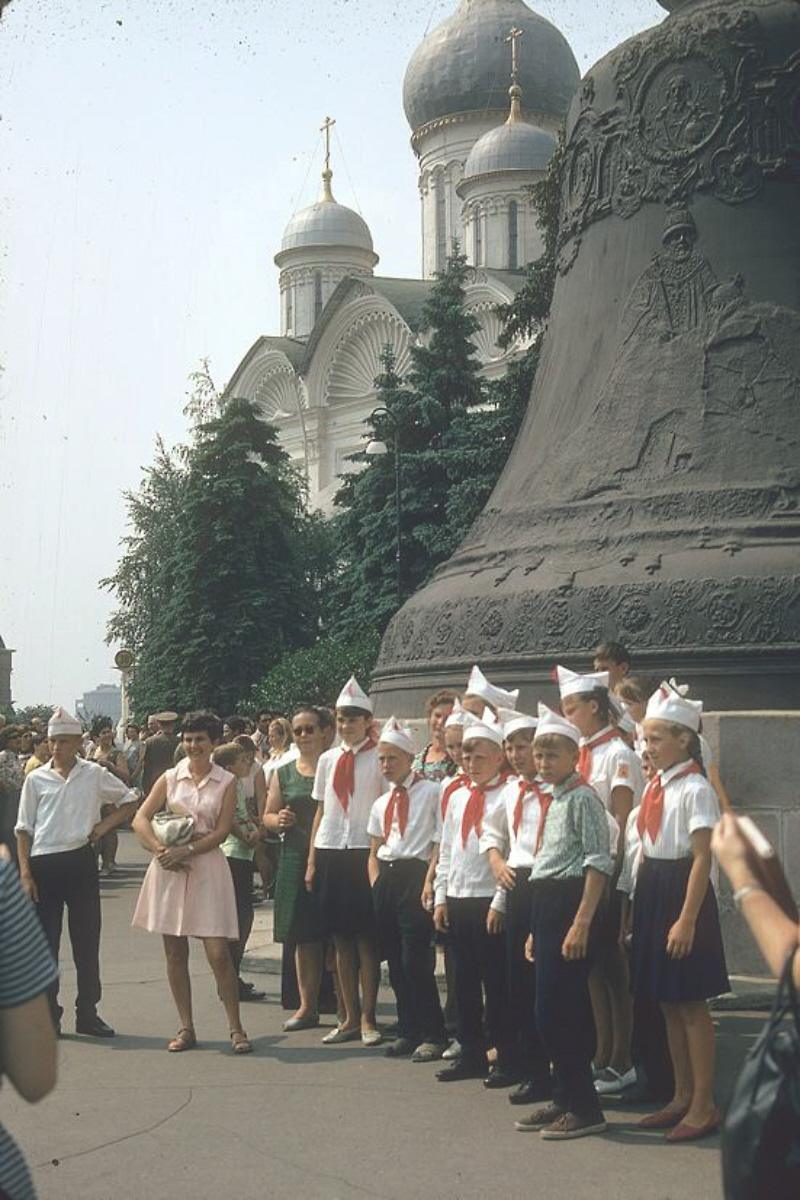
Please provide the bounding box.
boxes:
[132,711,252,1053]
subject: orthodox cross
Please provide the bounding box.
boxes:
[506,26,524,84]
[320,115,336,174]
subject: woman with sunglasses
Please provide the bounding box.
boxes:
[264,706,327,1030]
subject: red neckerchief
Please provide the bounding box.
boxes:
[577,727,619,782]
[332,738,375,813]
[441,772,467,821]
[513,778,547,838]
[460,776,502,848]
[637,762,703,842]
[383,774,418,839]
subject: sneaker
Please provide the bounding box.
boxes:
[411,1041,446,1063]
[514,1104,565,1132]
[540,1112,607,1140]
[595,1066,636,1095]
[442,1039,462,1061]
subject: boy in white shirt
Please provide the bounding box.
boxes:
[307,677,384,1046]
[481,709,552,1103]
[367,718,446,1062]
[433,712,511,1084]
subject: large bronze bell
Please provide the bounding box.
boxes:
[374,0,800,712]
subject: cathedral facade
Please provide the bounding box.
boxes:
[225,0,580,511]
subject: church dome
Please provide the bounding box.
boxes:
[403,0,580,132]
[463,115,555,180]
[280,185,374,255]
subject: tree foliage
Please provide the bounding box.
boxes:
[103,368,334,717]
[248,630,381,717]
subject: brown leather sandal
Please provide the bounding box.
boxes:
[230,1029,252,1055]
[167,1027,197,1052]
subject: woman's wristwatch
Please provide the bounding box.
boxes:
[732,883,764,909]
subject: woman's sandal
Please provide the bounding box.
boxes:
[231,1030,252,1055]
[167,1027,196,1053]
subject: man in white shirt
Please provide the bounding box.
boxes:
[15,708,137,1037]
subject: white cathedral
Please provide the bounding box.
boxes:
[225,0,580,511]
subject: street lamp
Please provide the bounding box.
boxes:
[366,406,402,607]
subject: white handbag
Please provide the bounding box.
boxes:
[151,810,195,847]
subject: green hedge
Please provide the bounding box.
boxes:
[248,631,382,716]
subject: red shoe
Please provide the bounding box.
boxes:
[666,1109,721,1143]
[637,1105,689,1130]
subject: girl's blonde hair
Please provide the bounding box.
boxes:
[269,717,293,754]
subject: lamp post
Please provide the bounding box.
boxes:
[365,406,402,608]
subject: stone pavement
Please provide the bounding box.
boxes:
[5,831,762,1200]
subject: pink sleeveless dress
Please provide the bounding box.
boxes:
[132,760,239,938]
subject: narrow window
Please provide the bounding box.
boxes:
[435,173,447,272]
[314,271,323,323]
[286,285,294,333]
[474,209,483,266]
[508,200,518,270]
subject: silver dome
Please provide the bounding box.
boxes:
[403,0,580,131]
[281,197,374,254]
[463,117,555,179]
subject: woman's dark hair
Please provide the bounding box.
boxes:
[181,710,224,742]
[90,716,113,739]
[291,705,322,727]
[234,734,257,753]
[224,715,247,735]
[585,687,614,725]
[316,707,335,731]
[0,726,22,749]
[31,730,49,749]
[425,689,459,717]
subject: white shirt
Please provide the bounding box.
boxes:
[582,728,645,856]
[617,805,643,899]
[434,778,506,912]
[367,773,441,863]
[313,740,384,851]
[479,775,547,869]
[15,757,136,857]
[640,762,721,860]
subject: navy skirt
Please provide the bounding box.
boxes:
[631,856,729,1003]
[314,847,376,939]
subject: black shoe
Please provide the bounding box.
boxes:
[75,1014,115,1038]
[436,1059,486,1083]
[509,1078,553,1105]
[483,1063,521,1090]
[384,1037,415,1058]
[239,982,266,1001]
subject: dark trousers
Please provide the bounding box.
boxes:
[226,856,254,976]
[30,844,101,1023]
[447,895,509,1066]
[505,867,550,1084]
[373,859,445,1045]
[530,878,602,1119]
[631,992,675,1101]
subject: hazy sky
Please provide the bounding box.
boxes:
[0,0,664,708]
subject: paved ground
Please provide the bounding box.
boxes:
[6,831,759,1200]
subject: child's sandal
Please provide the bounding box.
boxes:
[167,1027,196,1053]
[231,1030,252,1054]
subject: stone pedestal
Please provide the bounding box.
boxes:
[704,711,800,977]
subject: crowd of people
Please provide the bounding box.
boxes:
[5,637,793,1197]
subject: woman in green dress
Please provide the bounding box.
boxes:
[264,706,326,1031]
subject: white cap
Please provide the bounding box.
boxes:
[498,706,538,739]
[554,664,610,699]
[377,716,415,757]
[462,706,505,748]
[335,675,373,714]
[645,680,703,732]
[47,706,82,737]
[535,703,581,746]
[465,664,519,711]
[617,706,637,735]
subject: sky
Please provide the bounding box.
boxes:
[0,0,665,708]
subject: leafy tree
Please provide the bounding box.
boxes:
[248,630,381,717]
[103,366,333,717]
[329,248,487,639]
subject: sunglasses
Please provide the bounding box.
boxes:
[293,724,318,736]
